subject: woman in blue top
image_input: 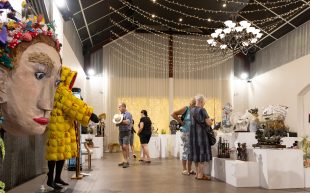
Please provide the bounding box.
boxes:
[171,98,196,175]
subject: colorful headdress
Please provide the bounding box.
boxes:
[0,2,61,69]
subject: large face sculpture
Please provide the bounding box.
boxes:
[1,42,61,135]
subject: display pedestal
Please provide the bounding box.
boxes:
[211,157,259,187]
[174,131,181,158]
[305,168,310,188]
[253,149,304,189]
[148,136,160,158]
[160,134,168,158]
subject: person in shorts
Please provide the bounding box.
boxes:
[171,98,196,175]
[117,102,132,168]
[138,110,152,163]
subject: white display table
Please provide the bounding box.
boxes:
[174,131,182,158]
[253,149,304,189]
[281,137,302,147]
[148,136,160,158]
[305,168,310,188]
[211,157,259,187]
[159,134,168,158]
[81,134,104,159]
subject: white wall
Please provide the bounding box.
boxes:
[233,78,249,113]
[247,53,310,135]
[62,36,87,99]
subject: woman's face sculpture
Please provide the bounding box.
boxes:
[1,42,61,135]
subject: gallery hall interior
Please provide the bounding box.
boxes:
[0,0,309,192]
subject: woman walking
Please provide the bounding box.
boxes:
[138,110,152,163]
[171,98,196,175]
[189,95,213,180]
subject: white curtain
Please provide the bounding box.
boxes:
[173,35,233,122]
[88,32,233,146]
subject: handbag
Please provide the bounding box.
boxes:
[207,127,216,146]
[193,109,216,146]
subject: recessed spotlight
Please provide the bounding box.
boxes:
[240,72,249,80]
[208,18,211,22]
[152,0,156,2]
[223,3,227,7]
[179,18,183,22]
[151,14,156,18]
[88,69,95,76]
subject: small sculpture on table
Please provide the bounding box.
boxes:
[221,103,233,133]
[96,113,106,137]
[248,108,260,132]
[237,143,247,161]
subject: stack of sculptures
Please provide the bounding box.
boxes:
[253,105,288,148]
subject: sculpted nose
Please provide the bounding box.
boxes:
[38,82,55,112]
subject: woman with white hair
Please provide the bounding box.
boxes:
[189,95,213,180]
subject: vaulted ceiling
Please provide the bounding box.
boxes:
[62,0,310,53]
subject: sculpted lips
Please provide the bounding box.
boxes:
[33,117,49,125]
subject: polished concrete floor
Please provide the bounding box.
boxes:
[7,153,310,193]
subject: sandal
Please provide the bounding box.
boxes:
[182,170,190,175]
[189,170,196,175]
[144,160,151,164]
[139,159,144,162]
[196,176,211,181]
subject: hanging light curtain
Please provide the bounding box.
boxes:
[93,32,234,147]
[173,35,234,122]
[102,33,169,148]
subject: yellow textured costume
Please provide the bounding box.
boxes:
[45,66,93,161]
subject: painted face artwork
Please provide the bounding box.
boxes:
[1,42,61,135]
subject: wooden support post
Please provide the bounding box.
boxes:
[71,122,83,179]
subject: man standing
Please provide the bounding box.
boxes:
[117,102,132,168]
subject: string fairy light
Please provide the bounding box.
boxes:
[110,41,235,73]
[111,19,226,57]
[110,28,236,72]
[111,31,227,67]
[152,0,304,23]
[118,0,306,34]
[111,6,285,51]
[159,0,305,14]
[111,6,214,45]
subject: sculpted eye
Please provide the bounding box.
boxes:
[35,72,46,80]
[55,80,61,87]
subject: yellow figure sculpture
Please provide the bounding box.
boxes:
[45,66,98,190]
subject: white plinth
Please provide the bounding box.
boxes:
[92,137,103,159]
[174,131,182,158]
[160,134,168,158]
[211,157,259,187]
[148,136,160,158]
[281,137,302,147]
[253,149,304,189]
[305,168,310,188]
[225,160,259,187]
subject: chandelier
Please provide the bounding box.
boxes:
[207,20,263,55]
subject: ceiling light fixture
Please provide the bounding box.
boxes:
[207,20,263,55]
[208,18,211,22]
[223,3,227,7]
[179,18,183,22]
[152,0,156,2]
[151,14,156,18]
